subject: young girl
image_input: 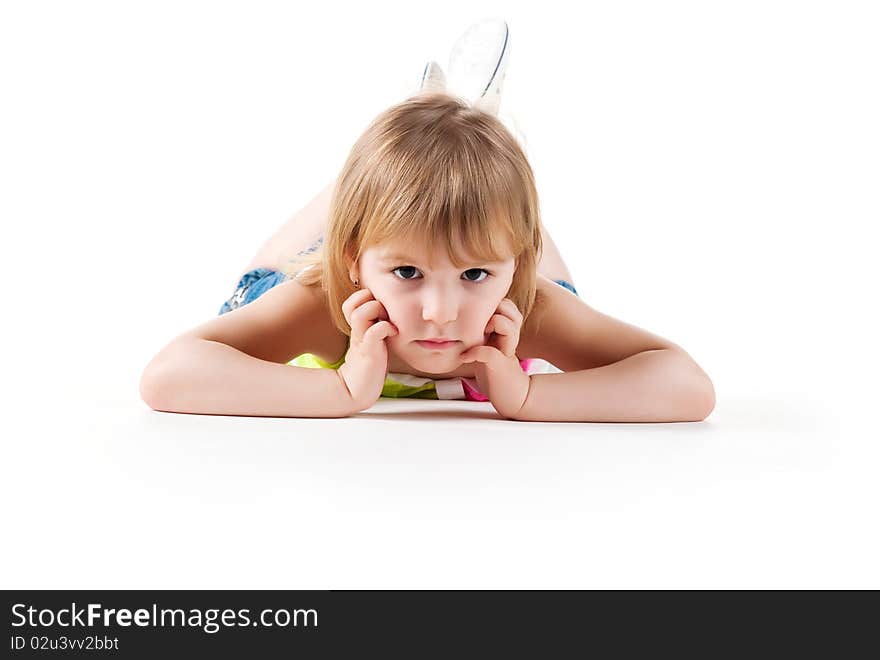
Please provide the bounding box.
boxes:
[140,20,715,422]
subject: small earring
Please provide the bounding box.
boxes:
[353,279,359,288]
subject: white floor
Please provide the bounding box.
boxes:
[2,365,874,590]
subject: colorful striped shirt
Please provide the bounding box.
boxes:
[289,342,560,401]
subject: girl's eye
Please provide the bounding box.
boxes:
[392,266,419,280]
[391,266,490,283]
[462,268,489,283]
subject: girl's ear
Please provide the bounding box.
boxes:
[344,253,360,285]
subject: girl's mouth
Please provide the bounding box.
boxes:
[416,340,459,350]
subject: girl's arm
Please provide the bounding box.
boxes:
[140,278,357,418]
[514,348,714,422]
[514,275,715,422]
[140,336,357,418]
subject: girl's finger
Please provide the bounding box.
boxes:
[487,315,519,356]
[498,298,524,324]
[341,288,374,326]
[349,300,388,341]
[461,345,493,364]
[364,320,398,343]
[350,299,387,324]
[490,314,515,336]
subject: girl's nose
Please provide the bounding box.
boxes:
[421,289,458,326]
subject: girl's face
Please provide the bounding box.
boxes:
[351,240,516,375]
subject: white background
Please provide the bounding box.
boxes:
[1,0,877,588]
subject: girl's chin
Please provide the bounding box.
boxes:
[411,351,460,363]
[405,348,463,366]
[405,359,464,378]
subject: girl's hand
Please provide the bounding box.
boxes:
[459,298,531,419]
[337,288,398,411]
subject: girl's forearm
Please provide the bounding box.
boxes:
[514,349,715,422]
[140,337,357,418]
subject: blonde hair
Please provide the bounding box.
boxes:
[283,92,545,336]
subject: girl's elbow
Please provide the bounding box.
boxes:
[681,355,715,421]
[694,377,716,421]
[139,369,163,411]
[139,361,175,411]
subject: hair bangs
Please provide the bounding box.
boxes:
[356,126,524,269]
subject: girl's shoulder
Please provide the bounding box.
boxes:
[186,275,346,366]
[300,282,350,364]
[518,274,679,371]
[517,274,562,356]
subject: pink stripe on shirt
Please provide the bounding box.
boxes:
[460,359,534,402]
